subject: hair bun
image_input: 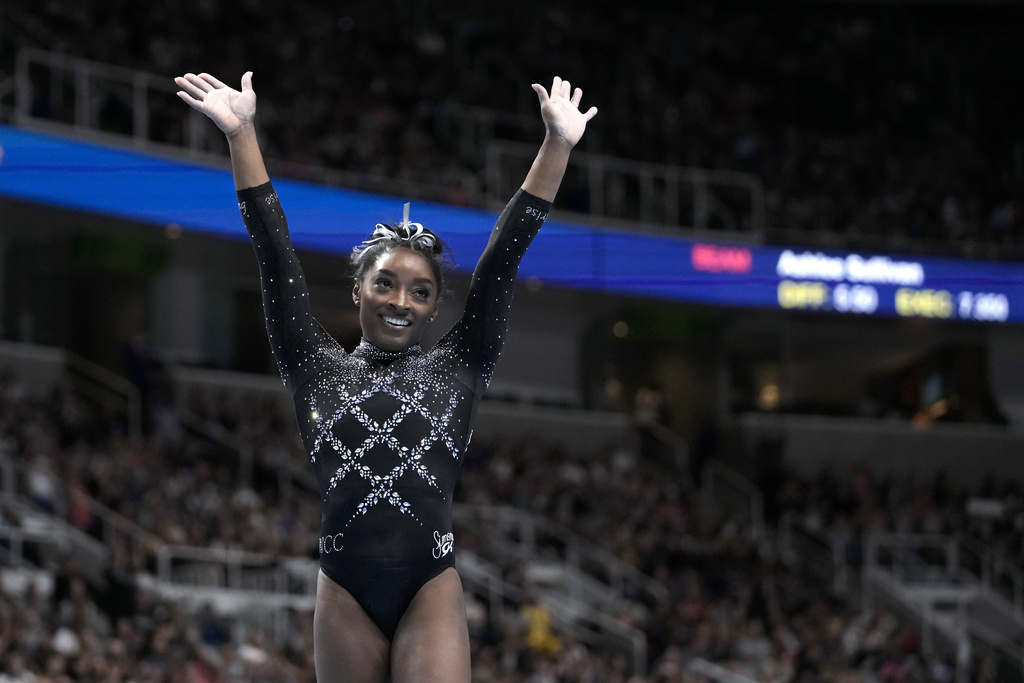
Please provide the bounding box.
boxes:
[351,202,446,260]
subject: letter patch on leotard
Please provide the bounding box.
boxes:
[432,531,454,559]
[320,532,344,554]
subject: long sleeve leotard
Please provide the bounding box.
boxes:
[237,182,551,638]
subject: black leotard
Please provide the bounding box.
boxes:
[238,182,550,639]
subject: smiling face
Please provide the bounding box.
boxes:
[353,247,439,351]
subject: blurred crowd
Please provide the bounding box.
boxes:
[0,377,316,681]
[0,571,316,683]
[456,437,1019,683]
[3,0,1023,256]
[1,2,1022,678]
[1,369,1019,681]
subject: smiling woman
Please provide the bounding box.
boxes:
[354,249,440,351]
[348,210,449,352]
[174,69,596,683]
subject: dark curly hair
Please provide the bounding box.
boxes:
[350,221,453,297]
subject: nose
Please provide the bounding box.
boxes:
[388,288,411,311]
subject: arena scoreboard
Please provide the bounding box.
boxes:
[602,239,1024,323]
[2,125,1023,323]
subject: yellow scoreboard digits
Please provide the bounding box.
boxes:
[778,280,829,310]
[894,288,953,319]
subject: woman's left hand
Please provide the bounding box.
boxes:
[532,76,598,148]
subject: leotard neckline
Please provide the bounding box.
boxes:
[351,338,423,364]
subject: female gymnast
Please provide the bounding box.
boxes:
[174,70,596,682]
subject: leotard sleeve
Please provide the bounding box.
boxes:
[237,181,327,393]
[442,188,552,393]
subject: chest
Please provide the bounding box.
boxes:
[294,352,476,465]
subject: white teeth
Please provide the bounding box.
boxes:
[383,316,410,327]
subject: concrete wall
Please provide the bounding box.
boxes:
[739,412,1024,488]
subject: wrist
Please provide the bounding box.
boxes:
[226,121,257,142]
[540,133,574,155]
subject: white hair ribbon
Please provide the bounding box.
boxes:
[355,202,436,258]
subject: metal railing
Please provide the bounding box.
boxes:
[452,504,669,675]
[155,544,317,597]
[0,451,155,572]
[958,535,1024,615]
[700,460,765,540]
[1,447,317,644]
[12,47,766,239]
[138,557,316,646]
[864,532,1024,677]
[14,47,215,152]
[0,495,107,581]
[0,514,68,566]
[777,512,851,595]
[686,659,759,683]
[77,494,162,556]
[65,353,143,441]
[10,48,472,204]
[486,140,766,235]
[167,365,317,496]
[0,340,141,441]
[453,504,669,607]
[178,413,256,487]
[47,510,649,676]
[455,548,649,675]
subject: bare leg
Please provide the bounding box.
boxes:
[390,568,471,683]
[314,569,391,683]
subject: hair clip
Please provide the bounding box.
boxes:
[354,202,436,259]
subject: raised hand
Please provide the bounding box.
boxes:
[531,76,598,149]
[174,71,256,137]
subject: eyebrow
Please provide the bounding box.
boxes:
[376,268,435,286]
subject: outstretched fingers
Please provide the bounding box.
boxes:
[174,75,208,110]
[531,82,549,103]
[175,90,198,110]
[564,82,597,121]
[548,78,598,116]
[570,86,583,108]
[172,71,257,136]
[175,74,208,99]
[198,72,228,89]
[551,76,566,99]
[185,72,215,92]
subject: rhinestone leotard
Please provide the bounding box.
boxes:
[238,182,551,638]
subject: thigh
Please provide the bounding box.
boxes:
[314,569,391,683]
[390,568,471,683]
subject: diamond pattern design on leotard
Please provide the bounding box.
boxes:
[309,347,460,546]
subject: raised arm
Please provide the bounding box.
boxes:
[174,71,269,191]
[175,71,323,392]
[521,76,598,201]
[444,77,596,391]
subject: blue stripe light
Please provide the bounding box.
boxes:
[2,124,1022,323]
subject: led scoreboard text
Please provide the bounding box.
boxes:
[772,250,1013,322]
[684,241,1022,322]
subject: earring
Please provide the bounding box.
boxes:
[354,299,360,306]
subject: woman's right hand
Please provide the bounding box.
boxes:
[174,71,256,137]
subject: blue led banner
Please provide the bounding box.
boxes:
[2,124,1023,322]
